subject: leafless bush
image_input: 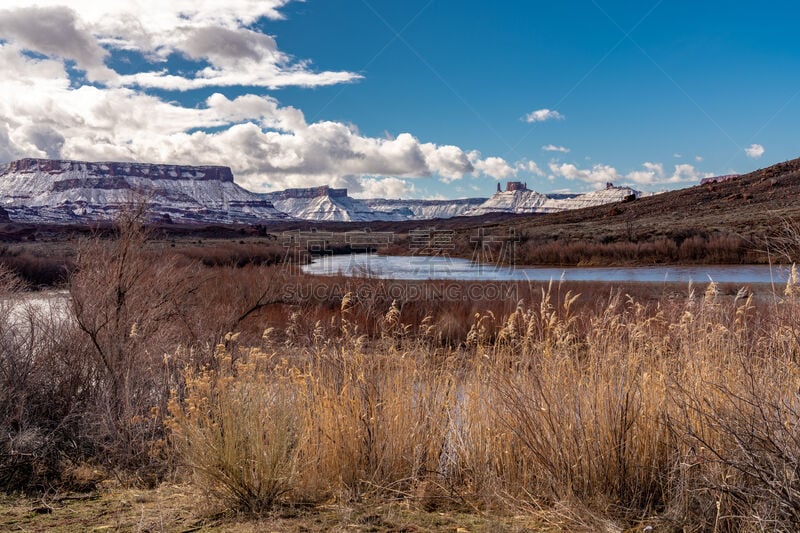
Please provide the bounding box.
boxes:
[0,266,97,491]
[69,204,203,480]
[177,241,284,268]
[0,204,301,490]
[517,232,754,266]
[0,247,69,287]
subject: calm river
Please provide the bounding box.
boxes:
[302,254,792,284]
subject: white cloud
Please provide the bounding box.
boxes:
[671,164,713,183]
[512,160,544,177]
[643,162,664,174]
[549,160,712,187]
[0,2,522,193]
[549,162,622,187]
[745,143,764,159]
[469,152,517,180]
[542,144,570,153]
[625,161,664,184]
[181,26,280,66]
[2,0,291,48]
[523,160,544,176]
[352,177,414,199]
[524,108,564,123]
[116,61,358,91]
[420,143,474,182]
[0,6,114,82]
[0,1,361,90]
[695,155,704,162]
[0,49,513,191]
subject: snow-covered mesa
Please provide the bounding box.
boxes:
[0,158,652,223]
[466,184,642,216]
[260,180,646,222]
[263,186,486,222]
[0,158,289,222]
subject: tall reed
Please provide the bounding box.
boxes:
[167,276,800,529]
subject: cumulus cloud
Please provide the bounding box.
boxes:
[745,144,764,159]
[671,164,713,183]
[19,124,65,158]
[0,6,114,81]
[181,27,280,66]
[542,144,570,153]
[526,161,544,176]
[0,47,512,191]
[419,143,474,182]
[468,152,517,180]
[0,0,360,89]
[549,162,622,186]
[0,2,523,193]
[352,177,414,199]
[549,160,712,187]
[524,108,564,123]
[512,160,544,177]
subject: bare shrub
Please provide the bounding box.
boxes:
[177,241,283,268]
[0,267,97,491]
[189,265,289,347]
[517,231,752,266]
[0,248,69,287]
[2,207,294,490]
[69,204,201,479]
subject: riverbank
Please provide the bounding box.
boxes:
[0,213,794,289]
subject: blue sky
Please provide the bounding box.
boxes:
[0,1,798,199]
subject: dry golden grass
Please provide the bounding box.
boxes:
[0,483,557,532]
[161,273,800,531]
[167,346,301,515]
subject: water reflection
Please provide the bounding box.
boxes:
[302,254,791,284]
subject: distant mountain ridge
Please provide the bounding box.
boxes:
[0,157,651,224]
[263,186,486,221]
[263,186,387,222]
[265,182,646,221]
[364,197,486,220]
[0,158,289,223]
